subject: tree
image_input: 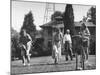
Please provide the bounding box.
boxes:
[51,11,63,21]
[87,6,96,25]
[63,4,76,35]
[20,11,36,40]
[11,27,21,60]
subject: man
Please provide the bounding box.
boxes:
[52,28,63,64]
[19,29,32,66]
[80,23,90,63]
[63,29,73,61]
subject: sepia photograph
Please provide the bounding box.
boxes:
[11,0,96,74]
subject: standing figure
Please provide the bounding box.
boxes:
[80,23,90,63]
[52,28,63,64]
[19,29,32,66]
[63,29,73,61]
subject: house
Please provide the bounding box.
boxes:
[40,17,64,51]
[74,22,96,35]
[40,21,96,51]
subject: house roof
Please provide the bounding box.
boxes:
[40,20,64,28]
[55,16,63,20]
[74,22,95,27]
[52,23,64,28]
[40,21,54,27]
[40,21,95,29]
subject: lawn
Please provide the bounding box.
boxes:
[11,55,96,74]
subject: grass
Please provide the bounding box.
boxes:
[11,55,96,74]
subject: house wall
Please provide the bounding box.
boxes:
[43,26,95,50]
[42,24,64,51]
[42,28,49,51]
[75,27,96,35]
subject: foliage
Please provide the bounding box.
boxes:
[20,11,36,40]
[89,35,96,55]
[11,28,21,60]
[87,6,96,25]
[51,11,63,21]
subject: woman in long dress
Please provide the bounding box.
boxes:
[52,29,63,64]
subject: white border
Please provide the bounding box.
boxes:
[13,0,96,5]
[0,0,98,75]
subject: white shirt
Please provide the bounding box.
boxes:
[63,34,72,44]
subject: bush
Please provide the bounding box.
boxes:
[31,38,52,57]
[11,37,21,61]
[89,35,96,55]
[31,38,44,57]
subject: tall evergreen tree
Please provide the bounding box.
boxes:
[63,4,76,35]
[20,11,36,40]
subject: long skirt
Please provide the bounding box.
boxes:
[26,41,32,56]
[52,41,61,59]
[21,41,32,57]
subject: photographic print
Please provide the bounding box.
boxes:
[11,0,96,74]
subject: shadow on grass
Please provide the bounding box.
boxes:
[11,62,72,67]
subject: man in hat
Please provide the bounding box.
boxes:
[63,29,73,61]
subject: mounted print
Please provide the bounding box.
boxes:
[11,0,96,74]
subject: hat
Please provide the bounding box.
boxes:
[66,29,70,33]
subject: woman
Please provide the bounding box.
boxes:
[19,29,32,66]
[52,29,63,64]
[80,23,90,63]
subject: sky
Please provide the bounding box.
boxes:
[11,0,93,32]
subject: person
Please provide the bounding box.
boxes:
[19,29,32,66]
[80,23,90,63]
[52,28,63,64]
[59,29,64,55]
[63,29,73,61]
